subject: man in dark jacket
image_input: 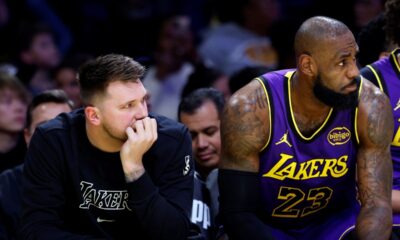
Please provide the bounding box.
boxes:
[20,54,194,239]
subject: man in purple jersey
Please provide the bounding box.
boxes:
[360,0,400,236]
[218,16,394,240]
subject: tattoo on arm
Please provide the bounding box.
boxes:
[356,85,393,239]
[220,81,269,172]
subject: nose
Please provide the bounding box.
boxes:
[135,101,148,119]
[14,99,27,113]
[347,60,360,80]
[196,134,208,149]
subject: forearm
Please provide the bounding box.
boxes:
[356,205,392,240]
[126,172,190,240]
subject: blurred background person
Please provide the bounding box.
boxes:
[53,52,93,109]
[0,89,73,240]
[143,15,196,120]
[0,72,29,173]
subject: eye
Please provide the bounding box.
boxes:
[123,103,133,109]
[204,127,218,136]
[338,60,347,67]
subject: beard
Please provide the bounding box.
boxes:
[313,75,360,110]
[102,120,128,143]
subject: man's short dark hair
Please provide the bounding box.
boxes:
[26,89,73,128]
[78,54,145,105]
[178,87,225,121]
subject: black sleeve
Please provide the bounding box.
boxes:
[126,126,194,240]
[20,129,100,240]
[218,169,276,240]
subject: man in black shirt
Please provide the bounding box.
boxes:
[20,54,194,239]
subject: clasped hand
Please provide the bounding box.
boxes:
[120,117,158,182]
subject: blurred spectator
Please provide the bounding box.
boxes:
[110,0,186,60]
[15,23,61,95]
[229,65,271,94]
[24,0,72,55]
[0,89,73,240]
[198,0,280,76]
[353,0,386,34]
[53,53,93,109]
[181,63,230,100]
[0,72,29,173]
[143,15,195,120]
[357,14,394,67]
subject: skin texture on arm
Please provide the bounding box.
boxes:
[219,80,277,239]
[356,80,394,240]
[220,79,270,172]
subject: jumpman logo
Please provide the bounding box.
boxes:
[394,98,400,111]
[275,131,292,147]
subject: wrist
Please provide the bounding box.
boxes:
[124,167,145,182]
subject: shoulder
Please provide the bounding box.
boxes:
[358,77,388,109]
[357,77,393,144]
[36,109,84,135]
[32,109,84,147]
[221,79,270,170]
[225,79,269,115]
[151,114,190,143]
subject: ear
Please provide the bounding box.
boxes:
[85,106,101,126]
[298,54,316,77]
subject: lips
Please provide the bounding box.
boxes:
[343,83,358,93]
[197,152,214,161]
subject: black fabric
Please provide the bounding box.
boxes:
[0,134,26,173]
[0,164,23,240]
[20,108,194,240]
[218,169,275,240]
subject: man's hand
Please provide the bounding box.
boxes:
[121,117,158,182]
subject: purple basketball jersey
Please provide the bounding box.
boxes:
[257,70,360,239]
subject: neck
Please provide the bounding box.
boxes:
[0,131,20,153]
[291,72,329,114]
[86,122,122,153]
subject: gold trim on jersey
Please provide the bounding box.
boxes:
[392,48,400,73]
[366,65,384,91]
[286,71,333,141]
[338,225,356,240]
[354,76,364,145]
[256,77,272,151]
[394,99,400,111]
